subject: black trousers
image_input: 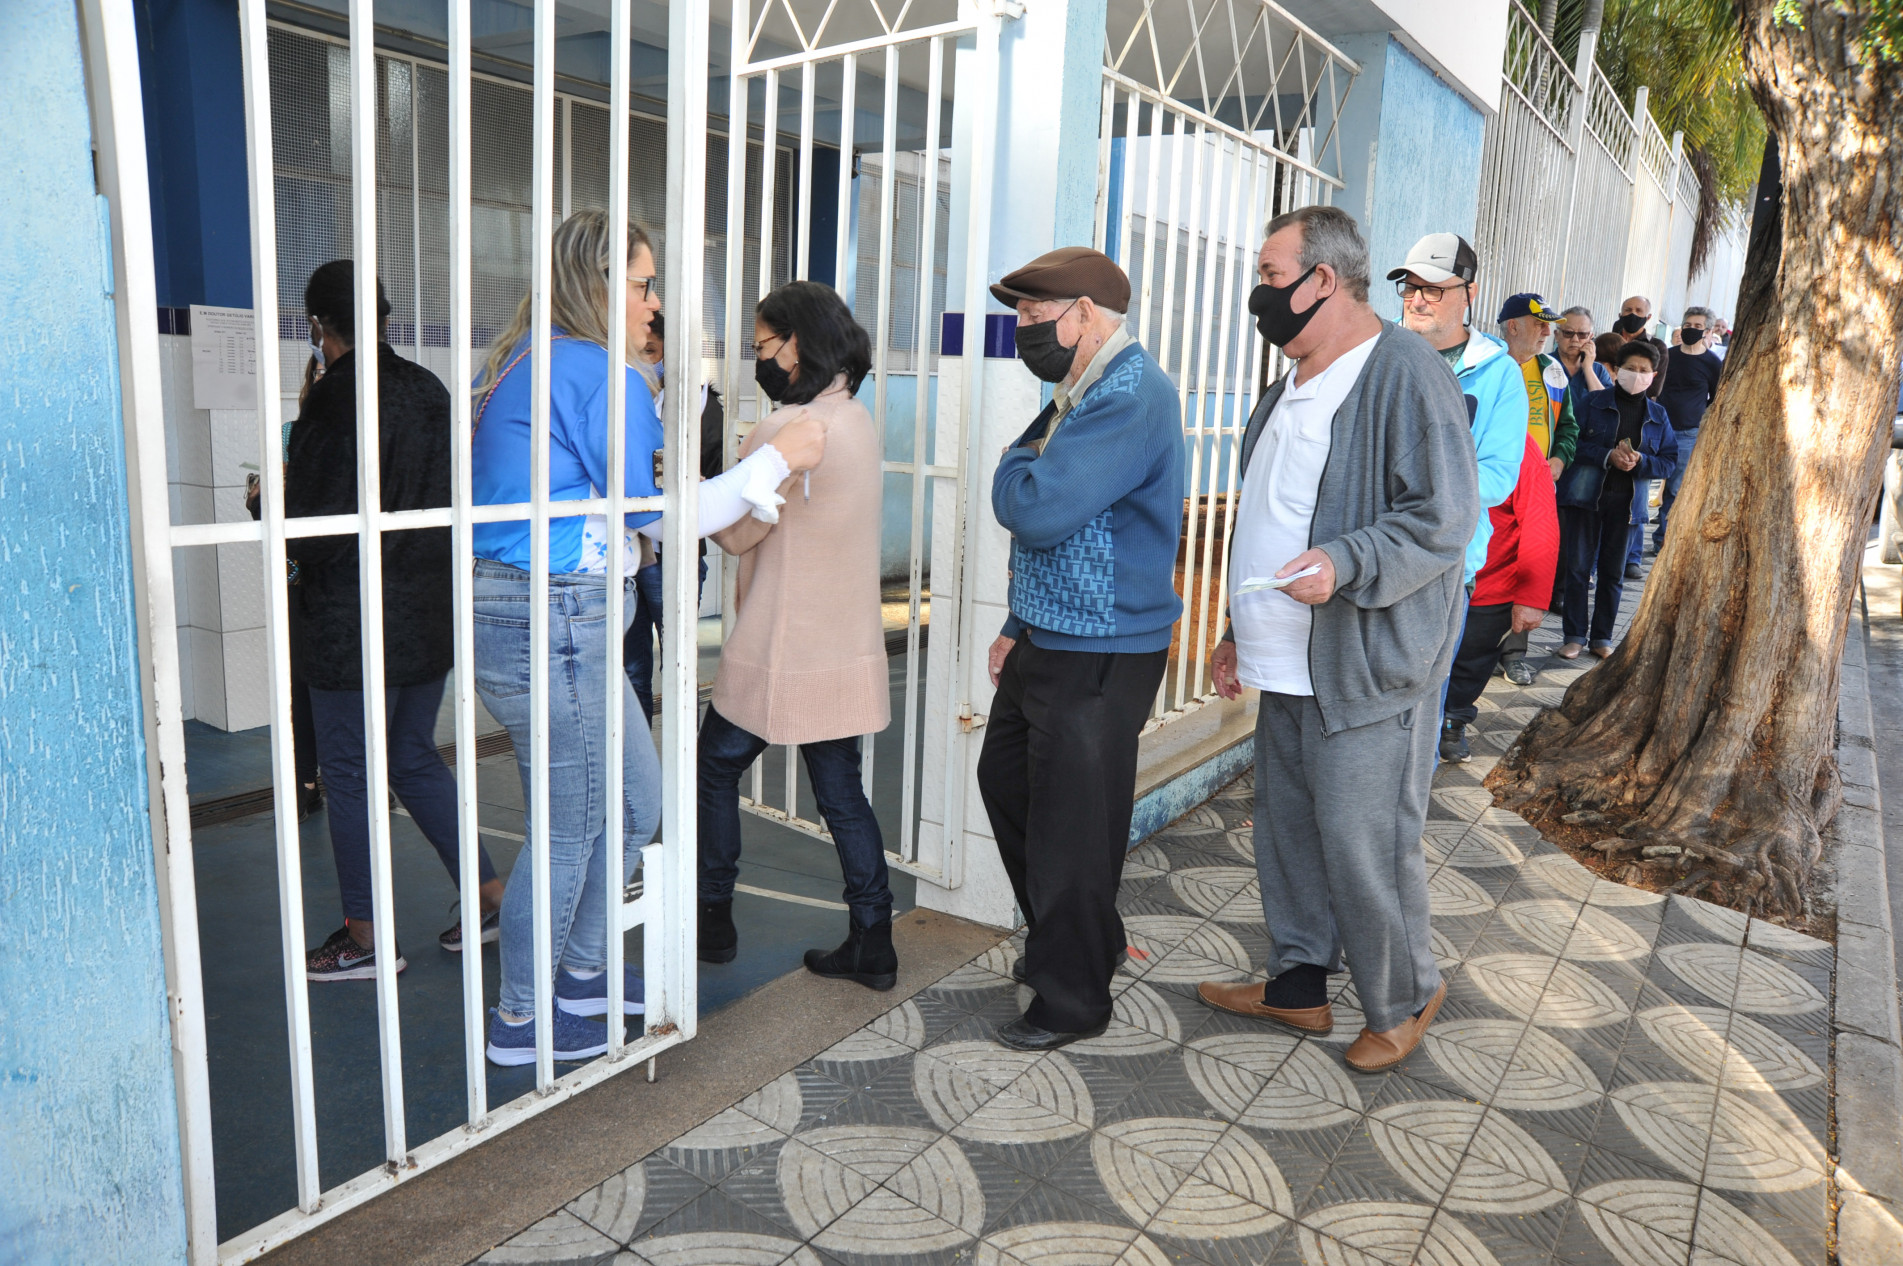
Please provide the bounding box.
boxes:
[1445,602,1516,727]
[976,638,1168,1032]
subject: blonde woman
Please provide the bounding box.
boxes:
[470,212,825,1065]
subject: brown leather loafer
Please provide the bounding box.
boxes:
[1196,981,1333,1036]
[1344,981,1446,1073]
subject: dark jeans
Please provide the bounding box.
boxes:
[309,675,497,923]
[1654,427,1696,549]
[976,639,1169,1033]
[291,672,317,787]
[1560,498,1633,648]
[625,558,709,723]
[696,704,892,927]
[1626,479,1651,565]
[1445,602,1516,727]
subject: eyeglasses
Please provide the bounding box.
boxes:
[1557,329,1594,339]
[629,276,658,301]
[1395,279,1467,302]
[750,334,785,359]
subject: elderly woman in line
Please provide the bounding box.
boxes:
[695,281,896,989]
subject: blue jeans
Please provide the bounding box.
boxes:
[1627,479,1651,565]
[1560,499,1633,647]
[696,704,892,927]
[1654,427,1696,549]
[625,557,708,723]
[309,675,497,922]
[473,561,661,1017]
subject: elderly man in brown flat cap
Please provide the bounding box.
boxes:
[976,246,1185,1051]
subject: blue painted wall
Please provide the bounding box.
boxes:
[1332,35,1486,323]
[134,0,253,309]
[0,3,189,1262]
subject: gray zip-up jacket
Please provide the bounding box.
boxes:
[1224,321,1479,734]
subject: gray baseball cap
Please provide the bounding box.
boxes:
[1387,232,1477,286]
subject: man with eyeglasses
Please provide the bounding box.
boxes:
[1390,235,1530,601]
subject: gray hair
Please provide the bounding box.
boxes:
[1262,205,1371,303]
[1559,305,1593,322]
[1682,305,1713,323]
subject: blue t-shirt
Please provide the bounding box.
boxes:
[471,332,663,574]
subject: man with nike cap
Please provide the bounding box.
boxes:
[977,245,1183,1052]
[1198,206,1477,1073]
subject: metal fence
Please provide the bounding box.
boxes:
[1096,0,1360,726]
[1474,2,1705,334]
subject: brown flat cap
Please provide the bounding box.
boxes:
[990,246,1130,313]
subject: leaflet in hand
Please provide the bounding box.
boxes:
[1234,564,1323,595]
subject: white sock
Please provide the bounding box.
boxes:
[498,1011,531,1025]
[565,967,604,981]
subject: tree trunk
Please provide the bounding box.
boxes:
[1488,0,1903,921]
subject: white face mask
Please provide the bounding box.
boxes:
[1616,368,1655,395]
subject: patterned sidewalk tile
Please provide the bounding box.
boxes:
[473,639,1834,1266]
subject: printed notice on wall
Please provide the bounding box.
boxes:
[190,304,258,410]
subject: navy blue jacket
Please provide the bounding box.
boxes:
[1555,387,1678,510]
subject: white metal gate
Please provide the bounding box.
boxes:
[722,0,1005,888]
[85,0,717,1259]
[1095,0,1358,726]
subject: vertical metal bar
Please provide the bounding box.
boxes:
[758,67,780,300]
[562,95,574,220]
[1168,124,1208,710]
[235,0,322,1210]
[446,0,487,1125]
[1192,134,1246,699]
[603,0,633,1054]
[834,54,856,291]
[896,36,942,864]
[871,46,898,463]
[1115,88,1137,278]
[796,61,816,279]
[528,0,558,1090]
[722,5,750,651]
[661,0,711,1042]
[783,744,799,816]
[78,0,218,1250]
[348,0,409,1159]
[410,62,422,360]
[1177,128,1225,709]
[1132,97,1167,352]
[935,4,1004,892]
[1093,76,1115,251]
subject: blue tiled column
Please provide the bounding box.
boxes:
[0,2,190,1263]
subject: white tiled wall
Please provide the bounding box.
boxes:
[162,332,270,731]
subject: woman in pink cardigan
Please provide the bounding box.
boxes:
[697,282,896,988]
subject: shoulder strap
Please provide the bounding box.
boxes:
[473,334,568,434]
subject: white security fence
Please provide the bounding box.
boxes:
[1095,0,1359,726]
[1474,1,1704,331]
[84,0,1010,1258]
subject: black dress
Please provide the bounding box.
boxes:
[284,344,454,692]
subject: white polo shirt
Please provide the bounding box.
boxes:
[1229,333,1379,695]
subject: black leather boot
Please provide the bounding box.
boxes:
[804,916,898,991]
[698,899,737,964]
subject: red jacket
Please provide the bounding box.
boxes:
[1470,434,1559,609]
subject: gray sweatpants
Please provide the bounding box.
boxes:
[1252,691,1442,1033]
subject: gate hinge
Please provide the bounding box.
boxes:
[959,704,988,733]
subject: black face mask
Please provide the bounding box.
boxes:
[1247,265,1322,348]
[1014,301,1081,383]
[754,353,794,402]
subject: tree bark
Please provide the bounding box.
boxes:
[1488,0,1903,921]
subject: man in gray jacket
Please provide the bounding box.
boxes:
[1198,206,1478,1072]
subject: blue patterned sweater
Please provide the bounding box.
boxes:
[993,342,1184,653]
